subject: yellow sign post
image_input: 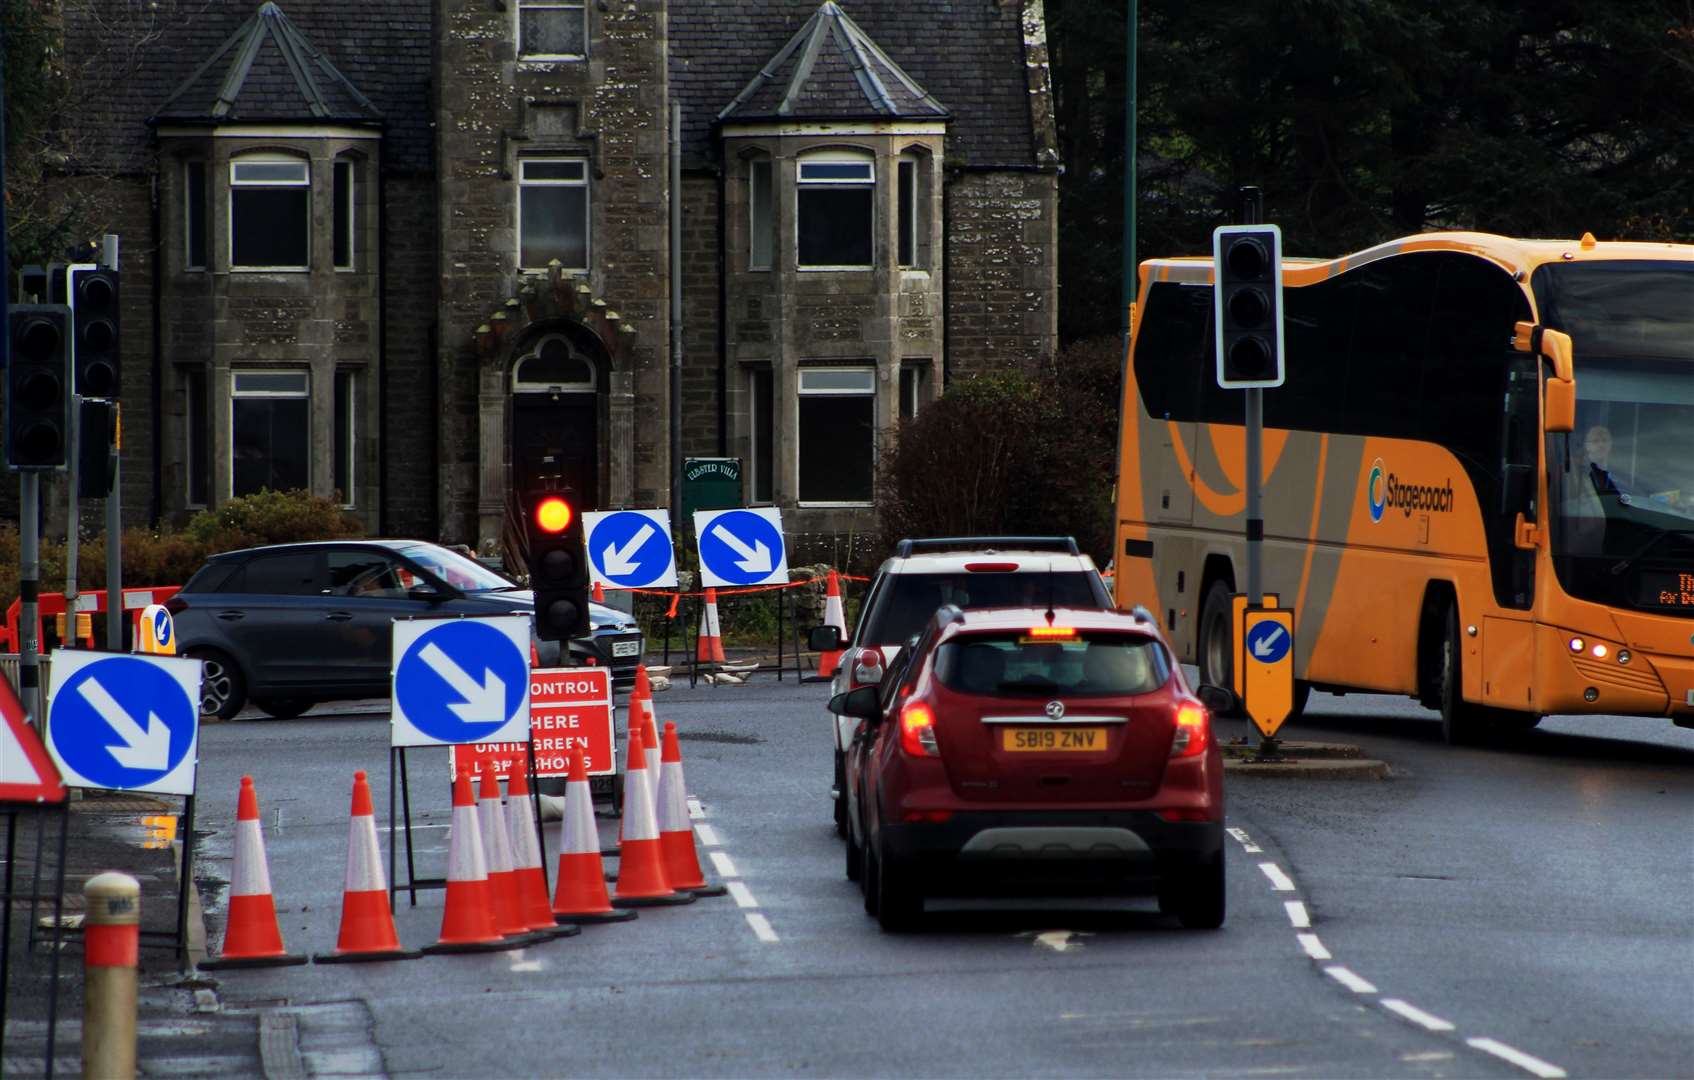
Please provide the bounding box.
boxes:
[137,604,176,655]
[1230,592,1278,699]
[1241,607,1295,740]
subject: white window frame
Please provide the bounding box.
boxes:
[796,151,875,271]
[333,159,355,272]
[747,365,774,504]
[517,158,590,272]
[229,155,311,272]
[517,0,587,61]
[748,157,774,271]
[796,366,876,507]
[897,155,918,270]
[228,369,312,496]
[184,160,207,272]
[512,334,598,392]
[900,361,931,421]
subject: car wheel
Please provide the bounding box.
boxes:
[833,749,848,838]
[875,846,923,933]
[1198,581,1235,699]
[252,698,313,720]
[188,648,247,720]
[1160,850,1226,930]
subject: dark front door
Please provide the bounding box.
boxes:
[513,392,598,508]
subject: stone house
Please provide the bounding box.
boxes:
[55,0,1059,558]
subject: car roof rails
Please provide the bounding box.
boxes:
[893,536,1081,557]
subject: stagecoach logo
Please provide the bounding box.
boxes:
[1045,700,1066,720]
[1366,457,1455,523]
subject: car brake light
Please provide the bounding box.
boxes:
[1170,702,1209,758]
[1025,626,1076,639]
[902,809,954,824]
[899,702,940,757]
[964,562,1018,573]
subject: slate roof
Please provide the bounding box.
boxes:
[65,0,433,175]
[717,2,948,124]
[674,0,1037,169]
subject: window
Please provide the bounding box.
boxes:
[897,157,916,268]
[749,366,773,503]
[186,367,208,507]
[230,156,310,269]
[899,362,930,420]
[185,161,207,271]
[797,154,873,269]
[518,0,586,58]
[333,159,355,270]
[798,367,875,504]
[513,335,595,390]
[328,551,407,598]
[231,370,310,497]
[749,158,773,270]
[240,551,325,596]
[334,369,356,507]
[519,159,589,270]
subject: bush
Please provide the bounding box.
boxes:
[185,489,362,552]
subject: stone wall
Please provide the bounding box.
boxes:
[679,172,721,460]
[381,175,439,536]
[943,169,1059,375]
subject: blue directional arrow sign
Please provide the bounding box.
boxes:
[693,507,788,588]
[46,651,201,795]
[584,509,677,589]
[391,615,532,748]
[1245,618,1293,665]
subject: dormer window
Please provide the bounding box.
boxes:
[519,0,587,59]
[230,155,310,270]
[797,152,874,269]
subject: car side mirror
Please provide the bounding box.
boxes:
[407,586,446,603]
[808,625,845,652]
[827,685,881,720]
[1196,684,1238,716]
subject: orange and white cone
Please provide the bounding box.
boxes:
[505,766,577,936]
[612,729,695,908]
[552,749,638,924]
[314,770,420,963]
[202,776,307,968]
[592,580,606,603]
[424,766,521,953]
[696,588,725,664]
[657,723,725,896]
[479,768,546,940]
[810,569,848,680]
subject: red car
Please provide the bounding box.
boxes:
[832,605,1231,932]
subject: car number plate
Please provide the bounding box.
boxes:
[1001,727,1105,752]
[612,640,640,658]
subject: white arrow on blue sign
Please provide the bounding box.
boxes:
[391,615,533,748]
[46,651,201,795]
[584,509,677,589]
[1245,619,1293,664]
[693,506,788,588]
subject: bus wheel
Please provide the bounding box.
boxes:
[1436,603,1487,745]
[1198,581,1235,696]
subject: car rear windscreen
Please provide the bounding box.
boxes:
[934,632,1170,696]
[861,571,1106,646]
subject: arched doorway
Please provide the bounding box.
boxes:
[510,327,605,508]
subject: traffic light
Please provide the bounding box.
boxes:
[5,305,73,470]
[68,265,120,398]
[77,399,117,498]
[1212,224,1285,388]
[526,493,591,641]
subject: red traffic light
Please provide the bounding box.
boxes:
[535,496,573,534]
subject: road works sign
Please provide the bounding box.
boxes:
[1241,607,1296,738]
[584,509,677,589]
[392,615,532,748]
[1,678,65,804]
[693,506,788,588]
[46,651,201,795]
[449,666,616,780]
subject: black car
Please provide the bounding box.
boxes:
[169,539,643,718]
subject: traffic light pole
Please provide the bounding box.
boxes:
[1238,188,1272,752]
[18,475,44,726]
[64,393,81,646]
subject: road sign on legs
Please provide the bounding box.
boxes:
[46,651,201,795]
[1241,608,1295,739]
[391,615,533,747]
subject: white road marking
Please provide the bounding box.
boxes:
[1381,999,1455,1032]
[708,851,739,879]
[1284,901,1310,928]
[1464,1038,1567,1079]
[1225,827,1262,853]
[744,912,779,943]
[726,881,758,909]
[1296,934,1331,960]
[1399,1053,1454,1063]
[693,823,722,847]
[1324,966,1377,994]
[1259,863,1296,891]
[687,796,705,820]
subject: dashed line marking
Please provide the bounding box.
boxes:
[1258,863,1296,891]
[1324,966,1377,994]
[693,823,722,847]
[1226,827,1262,853]
[1465,1038,1567,1078]
[708,851,739,879]
[1381,999,1455,1033]
[744,912,780,943]
[726,881,758,909]
[1296,933,1331,961]
[1284,901,1310,928]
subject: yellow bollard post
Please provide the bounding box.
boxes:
[83,872,140,1080]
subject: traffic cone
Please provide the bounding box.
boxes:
[423,766,522,954]
[696,589,725,664]
[592,580,606,603]
[612,729,695,908]
[531,639,541,667]
[505,766,578,936]
[202,776,307,968]
[807,569,848,682]
[657,723,726,896]
[479,768,548,940]
[551,749,637,924]
[314,770,421,963]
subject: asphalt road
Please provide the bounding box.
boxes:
[184,677,1694,1079]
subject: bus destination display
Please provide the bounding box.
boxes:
[1635,570,1694,611]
